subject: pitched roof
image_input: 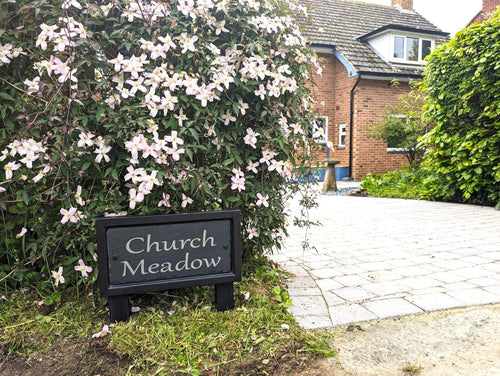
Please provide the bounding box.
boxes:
[303,0,448,78]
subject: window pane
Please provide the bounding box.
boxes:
[406,37,419,61]
[421,39,432,60]
[339,124,346,146]
[394,36,404,59]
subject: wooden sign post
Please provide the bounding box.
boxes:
[96,210,241,322]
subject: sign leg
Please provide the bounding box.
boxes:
[108,295,130,322]
[215,283,234,311]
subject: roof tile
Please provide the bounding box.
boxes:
[303,0,447,76]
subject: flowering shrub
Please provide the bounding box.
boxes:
[0,0,324,293]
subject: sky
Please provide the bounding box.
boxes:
[361,0,483,35]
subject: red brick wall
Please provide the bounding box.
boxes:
[391,0,413,10]
[310,53,337,163]
[470,0,500,24]
[351,79,409,179]
[311,53,354,167]
[312,53,412,180]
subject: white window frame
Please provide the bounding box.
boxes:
[313,115,328,145]
[391,35,434,64]
[338,123,346,148]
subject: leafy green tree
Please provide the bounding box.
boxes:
[421,10,500,208]
[0,0,324,293]
[370,82,431,167]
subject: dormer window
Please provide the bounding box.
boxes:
[392,35,433,63]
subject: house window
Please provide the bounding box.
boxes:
[312,115,328,144]
[393,36,433,62]
[338,124,346,147]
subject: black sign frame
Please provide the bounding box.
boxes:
[96,210,241,322]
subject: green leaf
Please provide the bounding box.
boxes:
[0,92,15,101]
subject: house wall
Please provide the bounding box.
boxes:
[351,79,409,179]
[310,52,337,163]
[311,53,353,167]
[312,53,410,180]
[470,0,500,24]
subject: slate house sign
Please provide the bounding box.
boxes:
[96,210,241,322]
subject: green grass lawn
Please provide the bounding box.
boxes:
[0,257,334,375]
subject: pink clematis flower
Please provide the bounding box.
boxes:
[60,207,83,224]
[92,324,111,338]
[256,193,269,207]
[16,227,27,238]
[74,259,92,278]
[51,266,65,286]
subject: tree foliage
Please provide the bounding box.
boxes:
[421,10,500,208]
[0,0,324,293]
[370,82,431,167]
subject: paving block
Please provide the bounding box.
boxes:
[406,292,464,312]
[427,271,465,284]
[447,288,500,306]
[316,278,344,292]
[333,274,370,287]
[400,275,442,290]
[323,291,347,306]
[288,295,329,317]
[332,286,375,302]
[362,280,409,296]
[363,298,423,319]
[329,303,377,326]
[295,315,333,330]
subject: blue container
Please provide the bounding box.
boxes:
[297,168,326,182]
[335,167,349,181]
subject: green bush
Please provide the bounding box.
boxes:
[360,167,430,200]
[369,82,432,167]
[0,0,324,293]
[421,10,500,208]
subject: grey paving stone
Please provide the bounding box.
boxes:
[279,264,309,277]
[272,191,500,328]
[445,281,477,291]
[333,287,375,302]
[483,263,500,273]
[287,276,317,289]
[447,288,500,306]
[287,287,322,296]
[427,271,465,284]
[432,259,474,270]
[316,278,344,292]
[362,280,409,296]
[452,266,492,279]
[329,303,378,326]
[333,274,371,287]
[359,270,403,283]
[363,298,423,318]
[310,268,345,279]
[459,255,493,265]
[323,291,347,306]
[294,315,333,330]
[400,276,442,290]
[357,261,391,272]
[406,292,464,312]
[483,285,500,297]
[408,286,447,295]
[288,295,329,317]
[468,277,500,288]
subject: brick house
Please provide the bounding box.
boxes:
[304,0,448,179]
[469,0,500,25]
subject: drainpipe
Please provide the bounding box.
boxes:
[348,76,361,179]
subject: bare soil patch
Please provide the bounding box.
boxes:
[0,336,129,376]
[2,304,499,375]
